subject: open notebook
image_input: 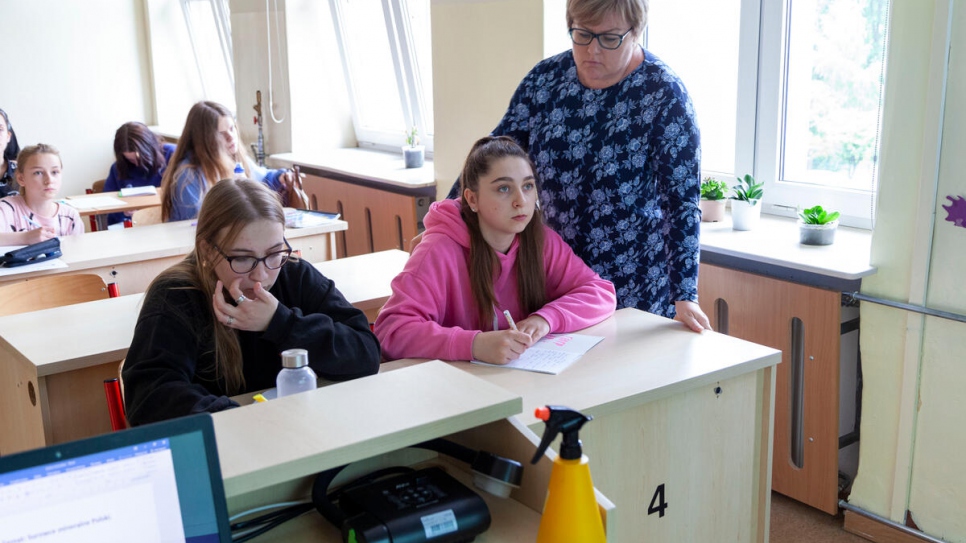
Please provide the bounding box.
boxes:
[0,413,231,543]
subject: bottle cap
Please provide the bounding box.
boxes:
[281,349,309,368]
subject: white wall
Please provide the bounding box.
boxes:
[0,0,154,196]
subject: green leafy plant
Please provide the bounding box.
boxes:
[798,205,840,225]
[731,174,763,204]
[405,126,419,147]
[700,177,728,200]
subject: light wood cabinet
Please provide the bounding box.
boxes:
[699,263,842,515]
[300,173,431,257]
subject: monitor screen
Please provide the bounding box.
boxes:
[0,414,230,543]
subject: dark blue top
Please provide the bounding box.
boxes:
[490,48,701,318]
[103,142,176,225]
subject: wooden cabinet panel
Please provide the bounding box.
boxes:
[301,174,422,257]
[699,263,841,515]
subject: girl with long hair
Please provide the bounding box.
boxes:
[375,136,616,364]
[0,143,83,244]
[0,108,21,198]
[102,121,175,225]
[160,101,304,222]
[123,179,380,425]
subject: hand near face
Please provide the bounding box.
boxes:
[212,278,279,332]
[514,314,550,342]
[471,329,535,365]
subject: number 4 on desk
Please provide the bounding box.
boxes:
[648,483,668,518]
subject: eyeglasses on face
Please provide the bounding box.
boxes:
[568,27,633,50]
[212,239,293,274]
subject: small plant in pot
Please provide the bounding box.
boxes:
[699,177,728,222]
[403,126,425,169]
[730,174,764,231]
[798,205,840,245]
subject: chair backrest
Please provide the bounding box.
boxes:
[92,179,106,193]
[0,274,110,317]
[132,206,162,226]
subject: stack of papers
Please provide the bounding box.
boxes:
[119,186,159,197]
[472,333,605,375]
[62,196,126,210]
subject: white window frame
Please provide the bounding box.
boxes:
[330,0,434,154]
[650,0,888,229]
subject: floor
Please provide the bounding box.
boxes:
[770,492,869,543]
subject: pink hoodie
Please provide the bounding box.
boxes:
[375,199,616,361]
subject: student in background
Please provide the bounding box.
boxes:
[0,143,83,244]
[160,101,302,222]
[375,136,616,365]
[0,108,20,198]
[123,179,380,425]
[102,122,175,225]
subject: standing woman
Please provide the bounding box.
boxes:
[102,121,176,225]
[452,0,711,332]
[123,179,380,425]
[0,108,20,198]
[160,101,302,222]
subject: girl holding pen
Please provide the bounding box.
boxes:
[374,136,616,365]
[0,143,83,244]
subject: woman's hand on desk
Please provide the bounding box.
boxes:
[25,226,56,244]
[471,330,534,365]
[674,300,712,333]
[213,279,278,331]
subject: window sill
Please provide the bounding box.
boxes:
[269,148,435,193]
[700,211,876,291]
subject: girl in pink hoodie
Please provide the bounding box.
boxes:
[375,136,616,364]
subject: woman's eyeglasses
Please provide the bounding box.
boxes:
[568,27,633,50]
[213,239,293,274]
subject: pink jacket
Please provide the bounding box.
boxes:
[375,199,616,361]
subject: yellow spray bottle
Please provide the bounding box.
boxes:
[531,405,606,543]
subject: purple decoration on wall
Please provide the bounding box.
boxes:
[942,195,966,228]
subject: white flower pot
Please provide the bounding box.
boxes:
[700,199,727,222]
[731,200,761,231]
[403,145,425,168]
[799,220,838,245]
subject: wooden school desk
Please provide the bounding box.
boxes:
[0,250,408,456]
[0,218,347,296]
[381,308,782,543]
[62,191,163,231]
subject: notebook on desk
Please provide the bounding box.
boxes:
[0,413,231,543]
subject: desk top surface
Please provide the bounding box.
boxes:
[383,308,781,426]
[63,192,162,215]
[0,251,408,375]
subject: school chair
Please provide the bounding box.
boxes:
[0,273,110,316]
[91,179,106,193]
[104,358,127,431]
[132,206,162,226]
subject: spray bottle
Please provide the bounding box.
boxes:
[531,405,606,543]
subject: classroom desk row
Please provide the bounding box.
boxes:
[64,191,163,231]
[0,217,347,295]
[213,309,781,542]
[0,250,409,456]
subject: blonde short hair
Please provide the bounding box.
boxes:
[567,0,648,35]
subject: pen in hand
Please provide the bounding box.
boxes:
[503,309,518,331]
[23,214,42,228]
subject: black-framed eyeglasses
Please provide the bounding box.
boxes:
[212,239,293,274]
[568,27,633,50]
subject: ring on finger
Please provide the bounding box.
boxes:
[227,316,234,326]
[236,295,247,304]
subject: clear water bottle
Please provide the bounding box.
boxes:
[276,349,317,397]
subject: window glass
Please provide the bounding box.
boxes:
[184,0,235,112]
[781,0,889,193]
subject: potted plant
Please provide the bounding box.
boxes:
[730,173,764,231]
[699,177,728,222]
[798,205,840,245]
[403,125,424,169]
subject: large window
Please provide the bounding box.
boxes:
[181,0,236,112]
[648,0,890,228]
[331,0,434,153]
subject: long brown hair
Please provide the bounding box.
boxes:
[114,122,167,180]
[149,178,286,393]
[460,136,546,329]
[160,101,237,221]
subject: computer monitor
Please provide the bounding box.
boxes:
[0,413,231,543]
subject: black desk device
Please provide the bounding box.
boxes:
[339,466,490,543]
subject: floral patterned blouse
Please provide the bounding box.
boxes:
[491,47,702,318]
